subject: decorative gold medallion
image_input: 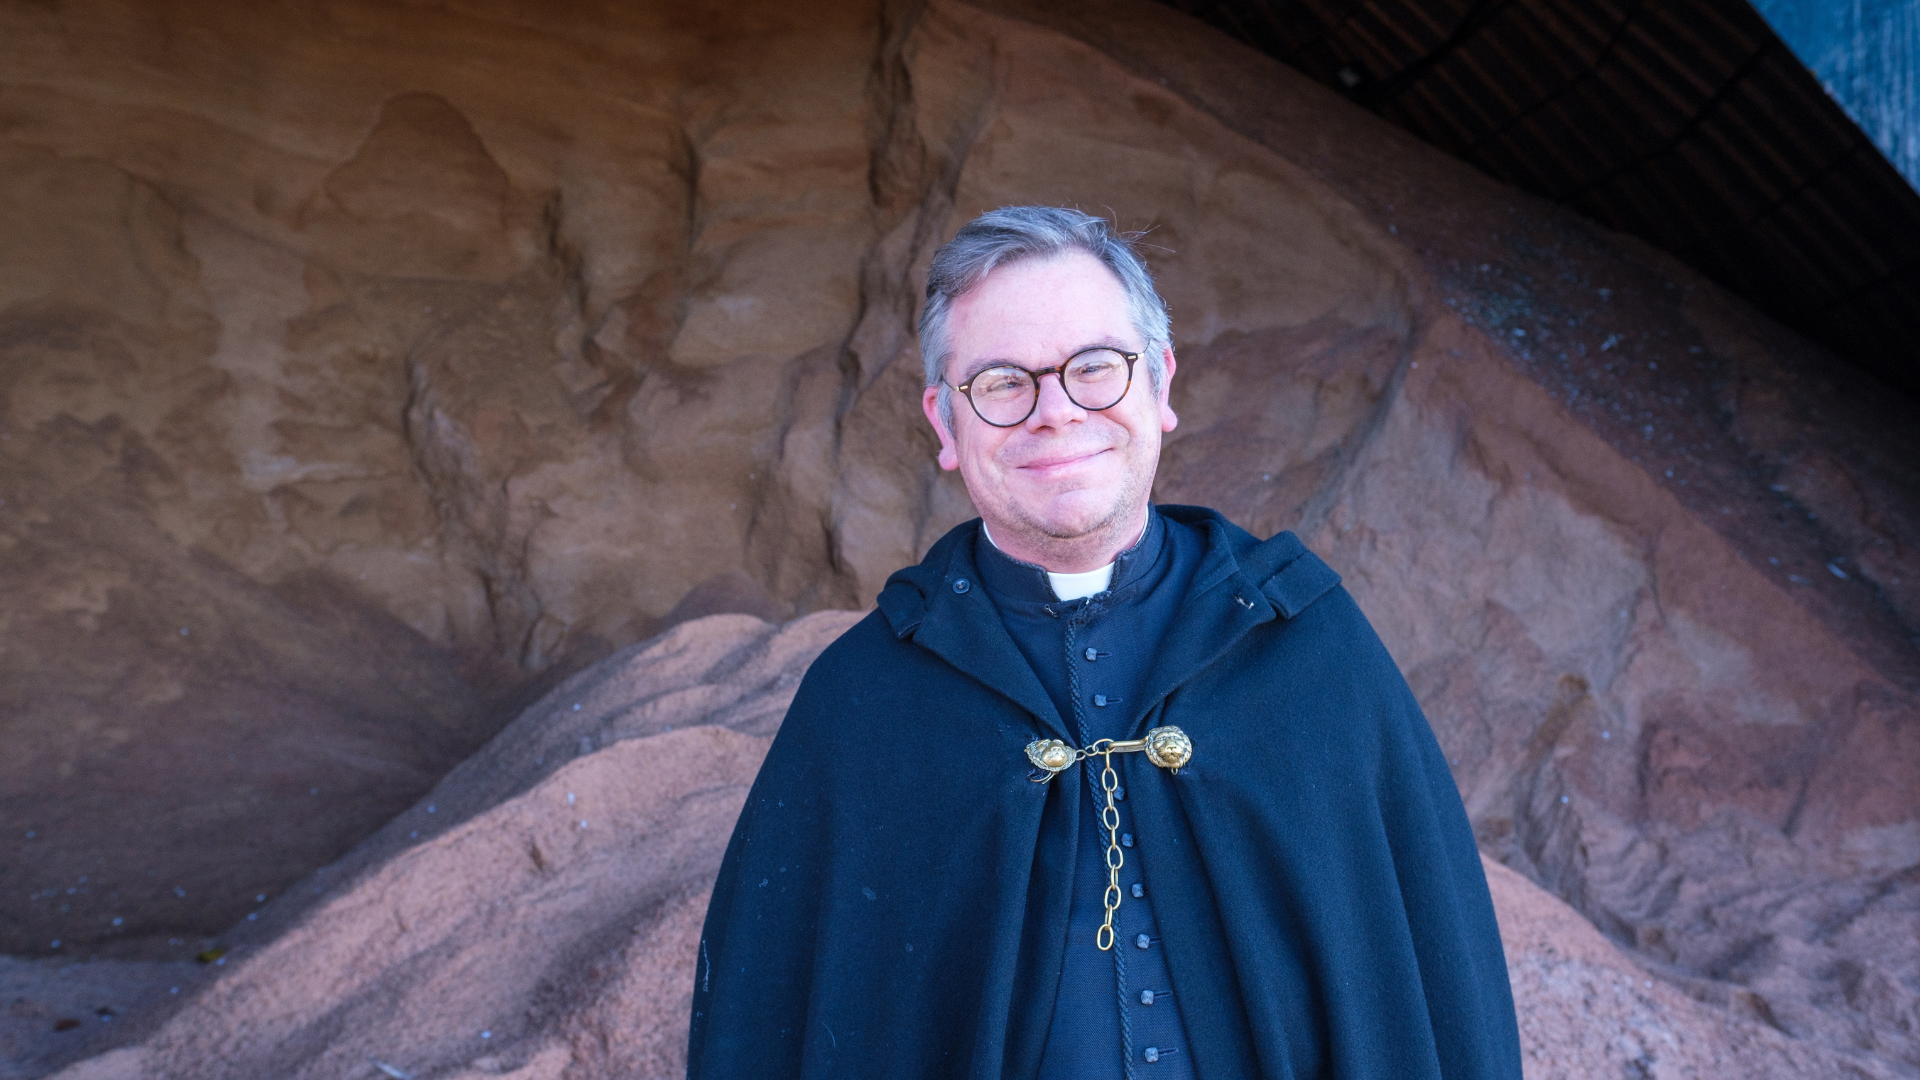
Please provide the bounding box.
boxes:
[1025,738,1075,774]
[1143,725,1193,772]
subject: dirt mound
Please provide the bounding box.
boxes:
[14,611,860,1079]
[21,613,1886,1080]
[1487,858,1894,1080]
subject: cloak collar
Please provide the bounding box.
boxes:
[1123,509,1276,733]
[878,522,1070,739]
[878,507,1342,740]
[973,508,1166,607]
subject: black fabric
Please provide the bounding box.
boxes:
[688,506,1522,1080]
[976,508,1202,1079]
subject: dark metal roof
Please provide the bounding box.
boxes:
[1159,0,1920,395]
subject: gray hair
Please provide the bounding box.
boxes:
[919,206,1172,428]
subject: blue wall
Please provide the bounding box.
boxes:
[1750,0,1920,191]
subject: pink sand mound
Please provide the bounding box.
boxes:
[42,613,1887,1080]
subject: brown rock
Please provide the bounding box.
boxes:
[0,420,496,956]
[1,0,1915,1071]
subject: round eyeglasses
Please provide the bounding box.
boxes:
[950,348,1141,428]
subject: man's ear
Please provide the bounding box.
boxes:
[1157,344,1179,433]
[921,384,962,471]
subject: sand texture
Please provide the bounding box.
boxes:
[13,613,1889,1080]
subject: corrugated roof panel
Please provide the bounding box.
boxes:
[1158,0,1920,390]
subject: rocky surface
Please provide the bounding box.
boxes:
[0,426,506,958]
[18,613,1890,1080]
[1487,857,1895,1080]
[1,0,1916,1074]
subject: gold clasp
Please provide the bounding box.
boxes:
[1023,726,1193,783]
[1025,738,1076,778]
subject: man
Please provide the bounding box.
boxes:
[688,207,1521,1079]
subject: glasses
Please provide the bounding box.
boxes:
[950,348,1141,428]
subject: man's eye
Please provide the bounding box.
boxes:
[975,371,1029,396]
[1070,356,1120,379]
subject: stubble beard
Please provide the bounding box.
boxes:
[994,453,1156,565]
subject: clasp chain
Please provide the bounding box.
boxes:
[1020,727,1194,950]
[1095,742,1124,950]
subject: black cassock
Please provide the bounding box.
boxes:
[688,506,1522,1080]
[974,506,1202,1079]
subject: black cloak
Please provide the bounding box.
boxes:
[688,507,1522,1079]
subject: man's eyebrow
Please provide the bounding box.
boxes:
[957,340,1135,381]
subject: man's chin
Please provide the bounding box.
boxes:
[1015,495,1131,542]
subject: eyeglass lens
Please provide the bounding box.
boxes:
[967,349,1134,426]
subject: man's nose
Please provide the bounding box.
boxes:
[1027,370,1086,428]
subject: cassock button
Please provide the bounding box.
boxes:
[1136,933,1151,950]
[1141,990,1156,1005]
[1093,694,1108,707]
[952,578,970,594]
[1114,786,1126,801]
[1144,1047,1161,1063]
[1131,883,1144,898]
[1121,833,1134,847]
[1085,647,1098,661]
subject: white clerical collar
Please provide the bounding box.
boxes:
[980,523,1115,601]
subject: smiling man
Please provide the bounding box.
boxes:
[688,207,1522,1079]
